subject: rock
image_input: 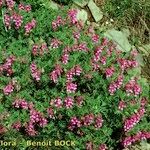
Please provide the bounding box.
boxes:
[88,0,103,22]
[49,1,58,10]
[104,28,132,52]
[73,0,89,8]
[77,9,88,23]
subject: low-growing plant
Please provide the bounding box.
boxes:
[0,0,149,150]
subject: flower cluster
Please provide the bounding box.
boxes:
[98,144,107,150]
[108,75,124,95]
[11,13,23,29]
[105,66,115,78]
[12,121,22,131]
[0,0,3,7]
[4,14,11,29]
[92,34,99,43]
[25,19,36,35]
[3,82,14,95]
[4,12,23,29]
[50,38,62,49]
[32,43,48,56]
[125,78,142,96]
[66,81,77,93]
[52,16,64,30]
[122,131,150,147]
[47,107,54,119]
[81,113,94,126]
[0,55,15,76]
[25,109,48,136]
[73,31,80,41]
[6,0,15,10]
[68,116,81,131]
[30,62,41,81]
[61,52,69,64]
[118,100,126,111]
[66,65,82,81]
[68,9,78,25]
[49,64,63,83]
[124,107,145,132]
[64,97,74,109]
[118,58,138,71]
[12,99,29,110]
[94,114,104,129]
[19,3,31,12]
[68,113,103,131]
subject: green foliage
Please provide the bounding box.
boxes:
[0,1,149,150]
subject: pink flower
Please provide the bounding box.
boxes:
[53,98,63,108]
[29,109,47,127]
[50,70,59,83]
[73,31,80,40]
[2,55,15,76]
[75,96,84,106]
[124,107,145,132]
[68,9,78,25]
[78,42,89,52]
[18,3,24,10]
[100,56,107,65]
[0,0,3,7]
[86,141,93,150]
[61,53,69,64]
[66,82,77,93]
[81,113,94,126]
[52,16,64,30]
[6,0,15,10]
[92,34,99,43]
[105,66,115,78]
[68,116,81,130]
[4,14,11,29]
[47,107,54,118]
[3,83,14,95]
[25,122,37,136]
[12,121,21,131]
[101,38,109,46]
[98,144,107,150]
[122,131,150,148]
[30,62,41,81]
[50,38,62,48]
[39,43,48,55]
[93,46,103,62]
[74,65,82,76]
[108,75,123,95]
[122,136,132,147]
[50,64,63,83]
[94,114,103,129]
[118,58,138,71]
[64,97,74,109]
[12,99,28,110]
[118,100,126,111]
[25,19,36,35]
[125,78,142,96]
[12,13,23,29]
[32,44,39,56]
[25,5,31,12]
